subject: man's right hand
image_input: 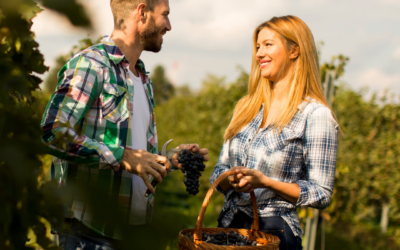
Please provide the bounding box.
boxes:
[120,148,170,193]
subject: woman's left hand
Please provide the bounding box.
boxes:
[238,168,270,190]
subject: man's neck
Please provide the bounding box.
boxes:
[110,28,143,77]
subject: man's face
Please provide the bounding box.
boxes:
[139,0,171,52]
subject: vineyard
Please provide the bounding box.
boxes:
[1,1,400,249]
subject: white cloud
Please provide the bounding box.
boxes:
[165,0,285,51]
[380,0,400,5]
[355,68,400,90]
[394,46,400,59]
[32,8,88,37]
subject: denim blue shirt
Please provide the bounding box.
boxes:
[210,100,339,236]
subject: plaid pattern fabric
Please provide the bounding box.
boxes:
[41,36,159,239]
[210,101,339,237]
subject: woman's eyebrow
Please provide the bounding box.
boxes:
[256,39,274,46]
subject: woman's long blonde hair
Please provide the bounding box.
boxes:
[224,15,332,141]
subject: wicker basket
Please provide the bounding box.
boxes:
[178,170,280,249]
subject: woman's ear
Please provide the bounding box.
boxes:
[289,45,300,59]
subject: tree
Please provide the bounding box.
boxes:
[150,65,175,105]
[0,1,91,249]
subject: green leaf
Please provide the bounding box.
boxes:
[39,0,92,28]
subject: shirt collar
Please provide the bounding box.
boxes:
[100,35,148,75]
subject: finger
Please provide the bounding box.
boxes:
[236,173,244,179]
[189,144,199,151]
[141,174,155,193]
[232,179,247,189]
[231,174,241,182]
[231,182,240,189]
[197,148,209,156]
[153,155,169,177]
[150,161,167,179]
[147,165,163,183]
[156,155,172,171]
[177,144,198,151]
[237,179,249,188]
[236,184,253,193]
[203,155,210,162]
[164,160,172,171]
[239,168,253,176]
[154,154,169,165]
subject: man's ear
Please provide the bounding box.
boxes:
[289,45,300,59]
[137,3,149,22]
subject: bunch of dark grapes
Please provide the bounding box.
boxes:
[186,231,257,246]
[177,149,205,195]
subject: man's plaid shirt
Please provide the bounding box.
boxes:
[210,101,339,237]
[41,36,159,239]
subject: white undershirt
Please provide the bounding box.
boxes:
[128,69,151,225]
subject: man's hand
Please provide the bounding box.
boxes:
[170,144,209,169]
[120,148,170,193]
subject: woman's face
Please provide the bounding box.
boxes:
[256,28,289,82]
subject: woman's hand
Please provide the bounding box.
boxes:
[217,166,245,192]
[227,166,255,193]
[239,168,270,189]
[239,168,300,203]
[235,168,270,191]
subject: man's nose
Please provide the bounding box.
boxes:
[166,18,172,31]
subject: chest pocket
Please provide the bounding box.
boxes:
[101,83,129,123]
[262,127,297,150]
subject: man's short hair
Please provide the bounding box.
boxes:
[110,0,158,29]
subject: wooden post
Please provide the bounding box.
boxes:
[381,202,389,233]
[303,210,312,250]
[321,211,326,250]
[309,209,319,250]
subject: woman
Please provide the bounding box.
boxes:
[210,15,339,249]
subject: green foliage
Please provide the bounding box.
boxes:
[0,1,91,249]
[150,65,175,105]
[320,54,350,82]
[39,0,91,28]
[2,1,398,247]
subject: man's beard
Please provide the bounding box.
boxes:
[140,16,166,52]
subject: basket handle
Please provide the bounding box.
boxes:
[193,170,259,242]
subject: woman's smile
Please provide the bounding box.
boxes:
[260,59,272,69]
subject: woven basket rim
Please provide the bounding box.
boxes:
[179,227,281,248]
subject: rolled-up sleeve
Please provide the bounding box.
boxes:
[295,107,339,209]
[210,140,232,194]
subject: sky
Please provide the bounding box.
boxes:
[32,0,400,98]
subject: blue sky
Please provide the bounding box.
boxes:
[32,0,400,98]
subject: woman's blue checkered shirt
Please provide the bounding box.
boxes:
[210,100,339,237]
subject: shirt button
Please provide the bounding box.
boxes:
[59,103,63,108]
[130,93,133,97]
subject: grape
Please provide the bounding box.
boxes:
[185,231,258,246]
[177,149,206,195]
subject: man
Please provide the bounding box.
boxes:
[40,0,208,249]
